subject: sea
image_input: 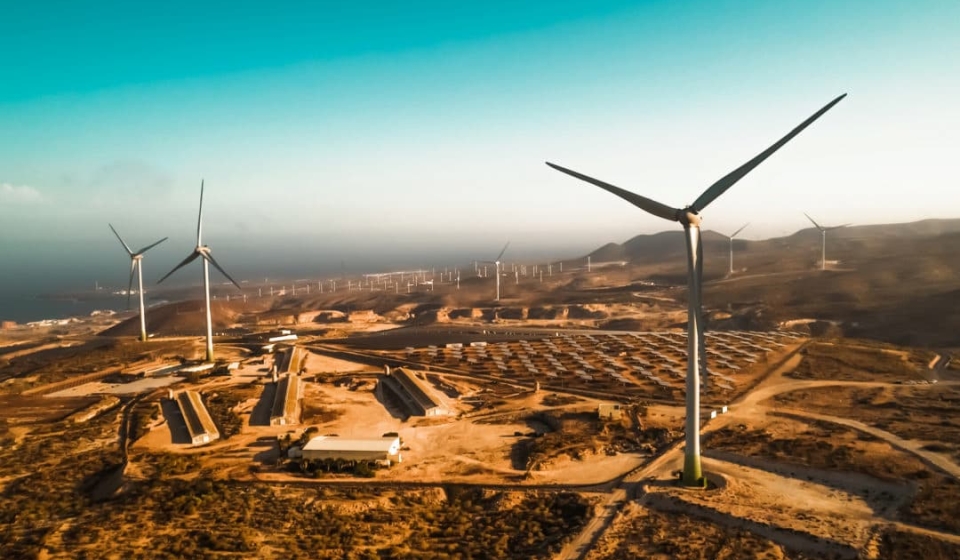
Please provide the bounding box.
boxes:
[0,292,138,325]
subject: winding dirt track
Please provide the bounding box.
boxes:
[776,409,960,479]
[555,349,960,560]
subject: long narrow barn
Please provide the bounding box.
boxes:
[176,390,220,446]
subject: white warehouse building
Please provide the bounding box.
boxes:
[301,436,402,466]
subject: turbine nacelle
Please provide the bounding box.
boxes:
[678,208,701,228]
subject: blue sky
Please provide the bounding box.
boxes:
[1,0,958,291]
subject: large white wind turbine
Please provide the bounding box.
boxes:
[108,225,167,342]
[158,181,242,362]
[479,242,510,302]
[804,213,850,271]
[721,223,749,275]
[548,94,845,486]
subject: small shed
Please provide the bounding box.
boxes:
[598,403,624,421]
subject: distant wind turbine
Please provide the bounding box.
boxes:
[108,224,167,342]
[721,223,749,275]
[158,181,242,362]
[804,213,851,271]
[479,242,510,301]
[547,94,845,486]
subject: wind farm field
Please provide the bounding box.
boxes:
[7,0,960,557]
[1,219,960,558]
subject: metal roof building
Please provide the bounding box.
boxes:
[176,390,220,446]
[379,367,450,417]
[301,436,401,465]
[270,373,301,426]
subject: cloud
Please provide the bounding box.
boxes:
[0,183,44,204]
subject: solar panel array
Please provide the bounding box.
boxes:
[397,331,802,395]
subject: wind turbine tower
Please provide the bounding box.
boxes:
[480,242,510,301]
[804,213,850,271]
[108,225,167,342]
[548,94,844,485]
[158,181,242,362]
[722,223,749,275]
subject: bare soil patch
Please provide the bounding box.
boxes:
[787,342,924,383]
[770,384,960,463]
[588,501,789,560]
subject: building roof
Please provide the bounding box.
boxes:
[392,368,444,412]
[272,373,300,420]
[303,436,399,453]
[177,390,219,440]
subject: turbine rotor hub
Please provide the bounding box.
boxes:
[677,207,701,227]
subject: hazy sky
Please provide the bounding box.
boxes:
[1,0,958,290]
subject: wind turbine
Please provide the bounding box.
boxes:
[547,94,845,486]
[108,225,167,342]
[721,223,749,275]
[804,213,850,271]
[479,242,510,301]
[158,181,242,362]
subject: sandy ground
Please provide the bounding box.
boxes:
[45,376,184,398]
[134,359,646,486]
[652,456,898,553]
[303,350,371,374]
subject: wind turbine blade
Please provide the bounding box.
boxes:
[108,224,134,256]
[204,252,242,290]
[135,237,168,255]
[128,262,136,310]
[197,179,204,246]
[827,223,852,230]
[691,94,847,213]
[157,252,200,284]
[495,241,510,262]
[730,223,750,239]
[546,162,680,222]
[803,212,824,231]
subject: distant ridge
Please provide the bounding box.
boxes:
[581,218,960,273]
[586,218,960,262]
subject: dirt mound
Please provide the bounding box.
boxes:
[567,305,609,320]
[382,304,416,323]
[348,310,386,323]
[598,318,648,331]
[496,307,526,321]
[527,307,567,320]
[447,308,473,320]
[706,306,779,332]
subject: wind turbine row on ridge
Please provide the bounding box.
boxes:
[547,93,846,486]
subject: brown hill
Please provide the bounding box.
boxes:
[100,299,254,338]
[569,218,960,346]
